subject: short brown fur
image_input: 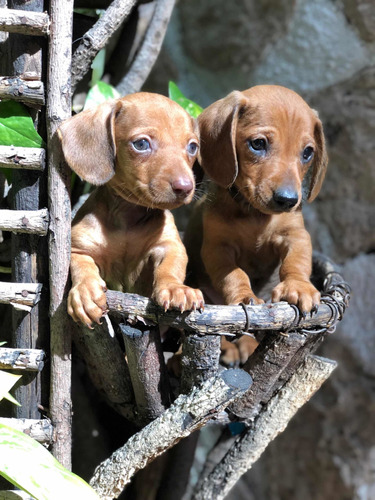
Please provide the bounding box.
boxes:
[185,85,328,363]
[59,92,204,328]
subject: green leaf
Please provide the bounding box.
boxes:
[0,341,6,346]
[84,81,121,110]
[0,371,21,402]
[168,81,203,118]
[3,392,21,406]
[91,49,106,87]
[0,423,100,500]
[0,101,45,148]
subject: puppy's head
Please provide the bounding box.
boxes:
[198,85,328,214]
[58,93,199,209]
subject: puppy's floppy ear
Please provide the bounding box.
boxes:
[198,91,247,188]
[58,99,123,185]
[307,115,328,201]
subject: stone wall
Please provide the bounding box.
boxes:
[146,0,375,498]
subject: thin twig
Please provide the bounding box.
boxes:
[116,0,176,95]
[71,0,138,91]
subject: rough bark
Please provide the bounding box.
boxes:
[0,347,44,371]
[116,0,176,95]
[0,8,49,36]
[192,355,337,500]
[90,369,253,499]
[0,145,45,171]
[0,282,41,307]
[0,209,48,235]
[0,417,53,444]
[71,0,137,91]
[46,0,74,469]
[0,76,44,105]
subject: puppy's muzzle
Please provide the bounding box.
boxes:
[272,187,299,211]
[171,176,194,198]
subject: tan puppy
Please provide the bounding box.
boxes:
[185,85,327,363]
[58,92,204,328]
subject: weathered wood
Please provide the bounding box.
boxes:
[47,0,74,469]
[116,0,176,95]
[0,8,49,36]
[192,355,337,500]
[180,332,221,394]
[0,145,45,171]
[106,288,346,336]
[0,281,41,307]
[90,369,253,499]
[120,323,170,425]
[73,320,136,423]
[6,0,47,424]
[0,208,48,235]
[0,76,44,105]
[0,347,44,371]
[71,0,137,91]
[0,417,53,444]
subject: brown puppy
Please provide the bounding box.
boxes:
[58,92,204,328]
[185,85,327,363]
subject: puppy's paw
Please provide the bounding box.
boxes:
[67,278,108,328]
[220,336,259,366]
[228,293,264,306]
[272,279,320,314]
[154,284,204,312]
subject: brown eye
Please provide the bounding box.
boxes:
[248,138,267,153]
[187,140,198,156]
[302,146,314,163]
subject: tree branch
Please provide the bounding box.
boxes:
[116,0,176,95]
[90,369,253,499]
[192,355,336,500]
[71,0,138,91]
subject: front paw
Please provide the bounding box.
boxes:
[227,292,264,306]
[153,284,204,312]
[67,278,108,328]
[272,279,320,314]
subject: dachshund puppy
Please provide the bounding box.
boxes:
[58,92,204,328]
[185,85,327,363]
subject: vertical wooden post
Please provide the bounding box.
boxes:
[46,0,74,468]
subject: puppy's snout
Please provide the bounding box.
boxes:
[171,177,194,197]
[272,188,299,210]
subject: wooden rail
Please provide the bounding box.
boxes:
[0,145,45,171]
[0,8,49,36]
[0,77,44,105]
[0,208,49,235]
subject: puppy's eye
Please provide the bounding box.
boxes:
[187,140,199,156]
[302,146,314,163]
[248,138,267,152]
[132,138,151,152]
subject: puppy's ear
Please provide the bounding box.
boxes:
[308,116,328,201]
[198,91,246,188]
[58,99,123,185]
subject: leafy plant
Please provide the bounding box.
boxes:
[84,80,120,110]
[0,423,100,500]
[0,100,44,148]
[168,81,203,118]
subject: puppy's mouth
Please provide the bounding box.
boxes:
[231,184,301,215]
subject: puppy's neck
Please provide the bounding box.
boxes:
[101,185,162,228]
[225,184,267,219]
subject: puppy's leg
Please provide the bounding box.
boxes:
[68,253,108,328]
[272,229,320,314]
[152,234,204,312]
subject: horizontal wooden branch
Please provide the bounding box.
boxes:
[0,417,53,444]
[90,369,253,499]
[0,8,49,36]
[0,490,35,499]
[0,282,42,307]
[0,77,44,105]
[0,145,45,171]
[0,348,45,371]
[106,290,344,336]
[0,208,49,235]
[193,355,337,500]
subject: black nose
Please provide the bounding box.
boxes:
[272,188,299,210]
